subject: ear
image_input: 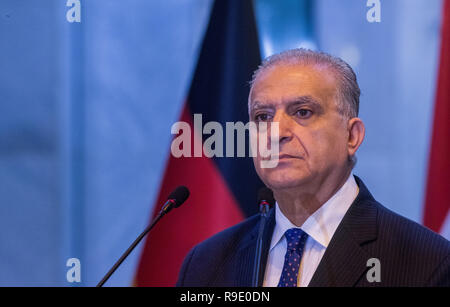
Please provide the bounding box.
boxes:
[347,117,365,157]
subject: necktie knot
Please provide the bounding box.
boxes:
[285,228,307,252]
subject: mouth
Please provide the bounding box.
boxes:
[258,153,303,169]
[273,154,302,161]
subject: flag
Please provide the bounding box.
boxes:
[135,0,263,286]
[423,0,450,235]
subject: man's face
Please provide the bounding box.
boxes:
[249,64,351,191]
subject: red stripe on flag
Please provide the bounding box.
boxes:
[135,104,245,286]
[424,0,450,233]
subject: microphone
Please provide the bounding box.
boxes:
[257,188,274,216]
[252,187,275,287]
[96,186,190,287]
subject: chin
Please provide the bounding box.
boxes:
[262,172,310,191]
[267,180,303,191]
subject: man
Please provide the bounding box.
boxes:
[176,49,450,287]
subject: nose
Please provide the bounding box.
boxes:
[273,111,293,145]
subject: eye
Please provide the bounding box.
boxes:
[295,109,313,119]
[254,113,272,122]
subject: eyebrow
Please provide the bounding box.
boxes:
[250,95,323,113]
[289,96,322,108]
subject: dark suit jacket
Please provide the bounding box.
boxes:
[177,176,450,287]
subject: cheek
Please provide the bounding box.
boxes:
[306,126,348,162]
[252,156,264,178]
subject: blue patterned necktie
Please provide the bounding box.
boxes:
[278,228,308,287]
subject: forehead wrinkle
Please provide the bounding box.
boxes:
[250,95,322,112]
[250,66,336,96]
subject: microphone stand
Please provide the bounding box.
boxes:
[252,201,270,287]
[96,199,175,287]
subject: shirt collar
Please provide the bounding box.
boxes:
[270,173,359,250]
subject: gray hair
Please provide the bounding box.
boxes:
[249,48,360,119]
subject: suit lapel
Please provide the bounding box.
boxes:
[308,176,379,287]
[234,209,276,287]
[307,222,372,286]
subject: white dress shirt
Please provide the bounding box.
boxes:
[263,173,359,287]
